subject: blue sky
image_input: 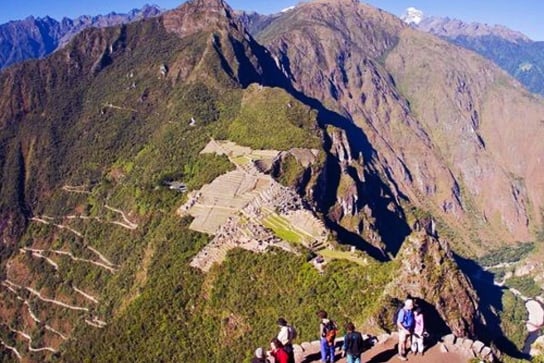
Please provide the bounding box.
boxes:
[1,0,543,40]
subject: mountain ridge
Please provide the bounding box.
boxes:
[411,15,544,96]
[256,0,544,251]
[417,15,531,42]
[0,4,162,70]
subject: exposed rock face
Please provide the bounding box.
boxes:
[386,28,544,243]
[162,0,287,89]
[384,223,482,337]
[163,0,234,39]
[0,5,162,70]
[323,126,391,256]
[256,0,544,251]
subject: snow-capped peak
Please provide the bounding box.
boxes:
[401,7,424,25]
[281,5,295,13]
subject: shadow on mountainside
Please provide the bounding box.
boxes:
[454,254,530,360]
[232,34,411,260]
[297,96,411,261]
[415,299,451,338]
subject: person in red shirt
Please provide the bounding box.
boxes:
[268,338,289,363]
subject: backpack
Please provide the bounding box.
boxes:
[396,308,414,330]
[322,320,337,346]
[287,325,297,341]
[345,331,364,356]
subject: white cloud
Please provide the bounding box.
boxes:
[401,7,425,25]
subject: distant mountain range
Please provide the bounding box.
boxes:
[402,8,544,96]
[3,4,544,97]
[0,4,162,70]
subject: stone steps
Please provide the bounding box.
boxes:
[290,337,466,363]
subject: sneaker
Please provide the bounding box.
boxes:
[398,355,408,361]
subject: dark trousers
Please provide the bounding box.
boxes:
[284,343,295,363]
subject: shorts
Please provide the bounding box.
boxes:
[399,329,411,344]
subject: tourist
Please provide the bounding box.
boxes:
[342,322,364,363]
[277,317,296,363]
[252,347,270,363]
[411,307,425,355]
[396,299,415,361]
[317,310,338,363]
[268,338,289,363]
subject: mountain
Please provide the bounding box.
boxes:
[415,14,531,42]
[414,16,544,96]
[0,5,162,70]
[235,10,280,36]
[255,0,544,252]
[0,0,542,361]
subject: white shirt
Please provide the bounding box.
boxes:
[277,326,290,345]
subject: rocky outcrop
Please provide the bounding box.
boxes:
[162,0,288,89]
[163,0,234,39]
[382,222,481,337]
[307,123,413,260]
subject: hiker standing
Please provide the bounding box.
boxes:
[317,310,337,363]
[342,322,364,363]
[277,318,296,363]
[268,338,289,363]
[252,347,271,363]
[396,299,415,361]
[410,307,425,355]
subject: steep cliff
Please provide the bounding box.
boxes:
[381,221,482,337]
[257,0,544,253]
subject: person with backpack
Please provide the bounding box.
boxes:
[410,307,425,355]
[317,310,337,363]
[277,317,296,363]
[268,338,289,363]
[396,299,415,361]
[342,322,365,363]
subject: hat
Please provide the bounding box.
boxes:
[255,347,264,358]
[404,299,414,309]
[277,318,287,326]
